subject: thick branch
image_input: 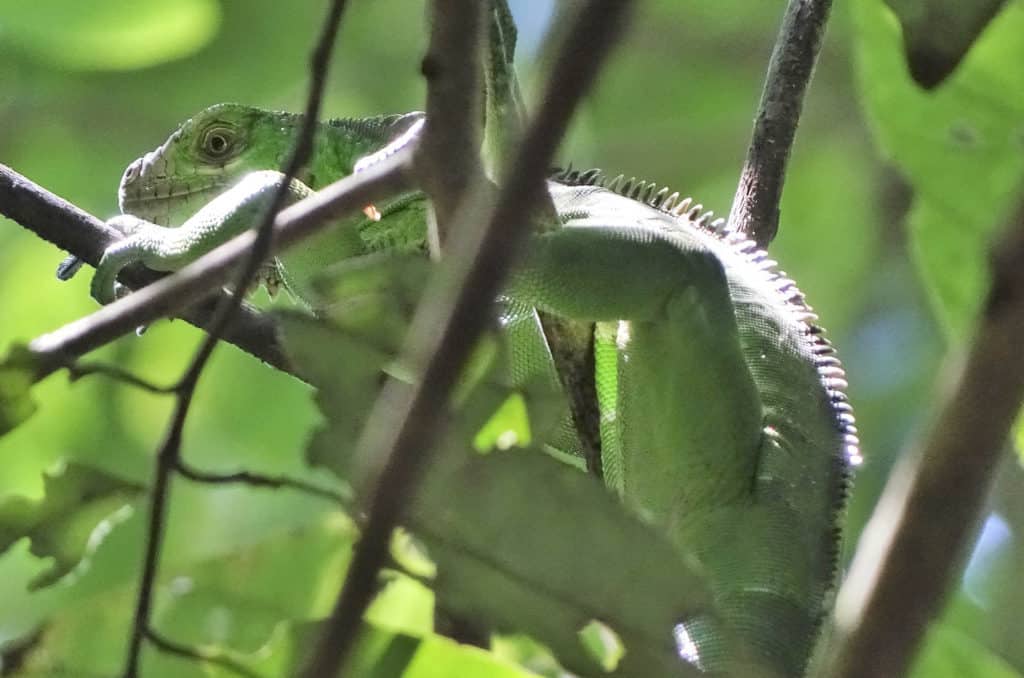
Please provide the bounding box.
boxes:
[727,0,833,247]
[818,198,1024,677]
[0,164,290,373]
[24,151,414,381]
[299,3,634,675]
[416,0,485,244]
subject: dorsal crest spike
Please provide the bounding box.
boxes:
[672,197,693,216]
[652,186,669,207]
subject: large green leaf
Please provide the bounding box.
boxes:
[411,450,709,677]
[276,254,432,486]
[0,462,143,589]
[910,624,1023,678]
[0,344,38,436]
[280,622,541,678]
[884,0,1011,87]
[852,0,1024,338]
[276,310,387,487]
[155,514,358,655]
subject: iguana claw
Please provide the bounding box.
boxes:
[56,255,84,281]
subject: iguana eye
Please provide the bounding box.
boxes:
[199,126,236,159]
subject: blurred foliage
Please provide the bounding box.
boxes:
[0,0,1021,676]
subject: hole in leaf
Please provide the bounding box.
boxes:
[578,619,624,672]
[473,393,532,453]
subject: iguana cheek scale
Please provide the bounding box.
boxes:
[69,103,859,677]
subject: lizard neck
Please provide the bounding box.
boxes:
[311,114,423,189]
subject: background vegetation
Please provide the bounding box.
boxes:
[0,0,1022,675]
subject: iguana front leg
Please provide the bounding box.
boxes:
[85,109,427,306]
[89,171,322,304]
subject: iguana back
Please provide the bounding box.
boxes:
[530,171,859,676]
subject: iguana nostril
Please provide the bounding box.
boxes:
[122,159,142,185]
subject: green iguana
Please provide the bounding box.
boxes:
[59,103,858,676]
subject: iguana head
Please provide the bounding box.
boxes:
[117,103,305,227]
[118,103,425,228]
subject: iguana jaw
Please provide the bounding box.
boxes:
[118,146,247,228]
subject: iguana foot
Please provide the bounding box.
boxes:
[57,215,150,284]
[90,215,177,304]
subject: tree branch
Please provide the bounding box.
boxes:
[66,361,174,394]
[818,196,1024,677]
[144,628,264,678]
[415,0,485,249]
[175,460,347,506]
[21,151,413,383]
[299,2,634,675]
[726,0,833,247]
[0,164,291,374]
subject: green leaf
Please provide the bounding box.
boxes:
[400,634,541,678]
[277,255,434,485]
[852,0,1024,338]
[411,450,709,677]
[0,0,221,71]
[156,514,359,654]
[910,624,1024,678]
[313,253,431,356]
[280,621,540,678]
[276,311,387,486]
[0,344,38,436]
[0,462,144,589]
[883,0,1011,88]
[578,620,625,672]
[473,392,532,452]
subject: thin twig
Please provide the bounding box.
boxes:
[144,628,264,678]
[817,198,1024,677]
[121,2,351,676]
[122,396,186,678]
[299,3,634,675]
[726,0,833,247]
[66,361,174,394]
[175,460,347,506]
[416,0,485,250]
[0,164,290,373]
[24,151,413,383]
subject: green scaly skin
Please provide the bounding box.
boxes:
[73,103,858,677]
[85,105,427,303]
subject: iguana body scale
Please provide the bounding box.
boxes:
[74,104,858,677]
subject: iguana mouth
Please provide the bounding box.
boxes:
[121,178,226,205]
[120,179,226,226]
